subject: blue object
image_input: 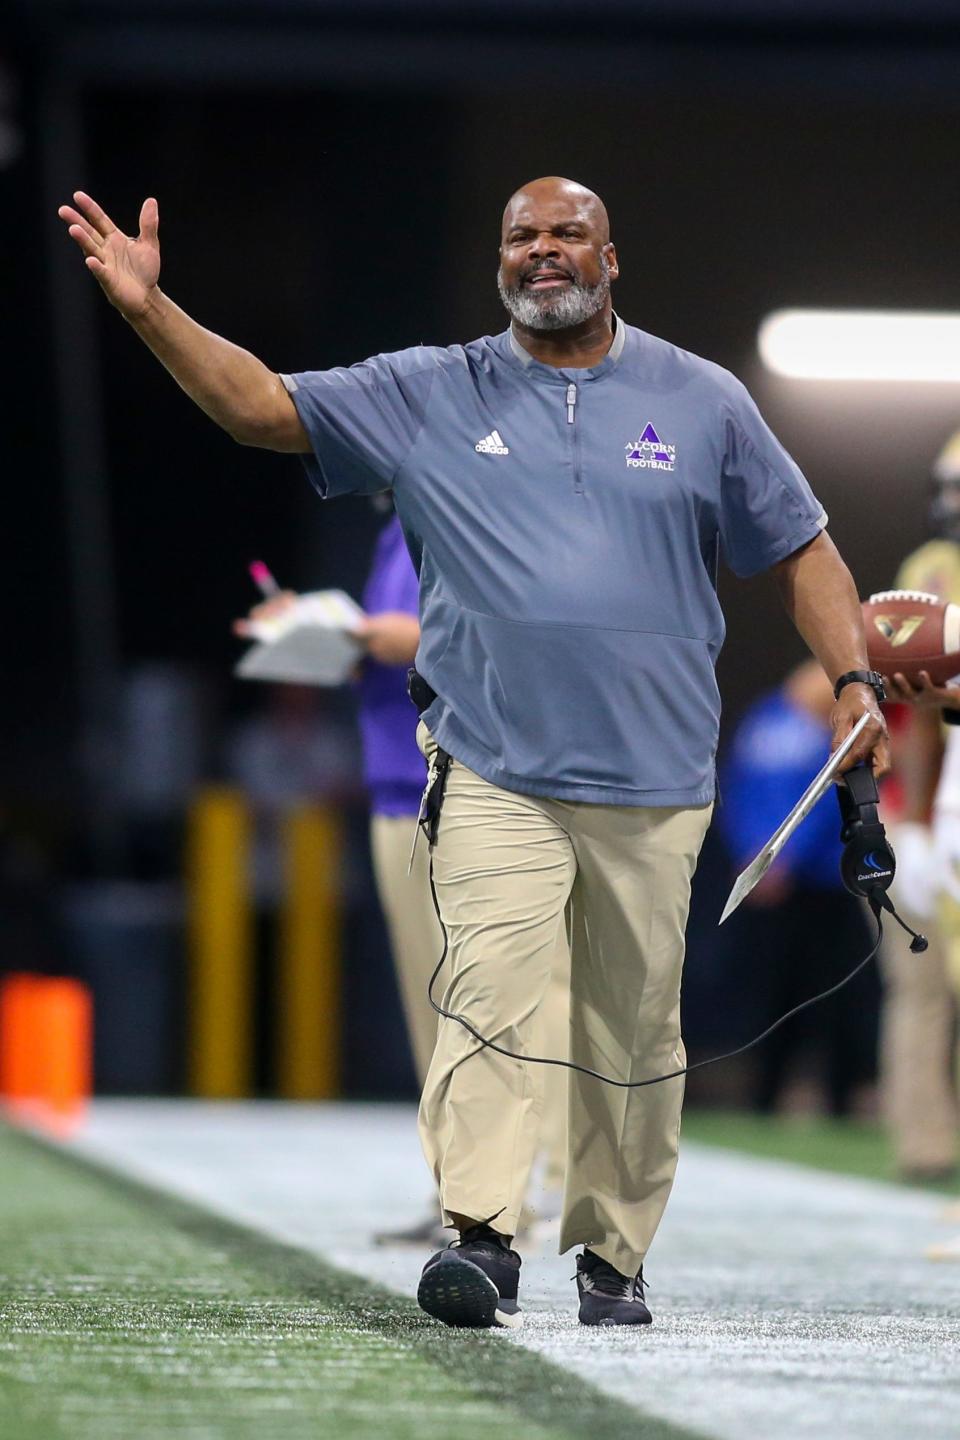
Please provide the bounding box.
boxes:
[283,318,825,807]
[719,692,842,890]
[356,514,424,818]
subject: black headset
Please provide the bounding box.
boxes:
[837,764,928,953]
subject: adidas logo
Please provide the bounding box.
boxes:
[475,429,509,456]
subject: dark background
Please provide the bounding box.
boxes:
[4,0,960,1097]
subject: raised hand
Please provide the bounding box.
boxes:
[58,192,161,319]
[55,190,308,452]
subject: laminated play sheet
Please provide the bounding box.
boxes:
[234,589,365,686]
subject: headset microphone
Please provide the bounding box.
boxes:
[837,764,929,953]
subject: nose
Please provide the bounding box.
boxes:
[527,231,561,261]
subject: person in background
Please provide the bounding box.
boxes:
[236,506,568,1244]
[879,430,960,1185]
[718,659,879,1116]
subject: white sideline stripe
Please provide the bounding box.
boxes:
[63,1101,960,1440]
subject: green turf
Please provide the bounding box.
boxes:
[681,1108,960,1194]
[0,1124,706,1440]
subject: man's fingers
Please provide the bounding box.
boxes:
[139,197,159,245]
[839,738,873,770]
[833,708,888,773]
[871,737,892,779]
[58,206,103,247]
[73,190,119,239]
[68,223,105,259]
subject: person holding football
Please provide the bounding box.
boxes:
[59,175,888,1328]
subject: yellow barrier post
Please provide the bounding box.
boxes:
[277,804,343,1099]
[185,786,254,1097]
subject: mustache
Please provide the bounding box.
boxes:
[517,260,578,285]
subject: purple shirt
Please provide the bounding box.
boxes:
[357,515,425,816]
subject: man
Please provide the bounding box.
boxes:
[59,176,888,1328]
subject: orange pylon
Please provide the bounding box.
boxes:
[0,973,44,1109]
[0,973,93,1134]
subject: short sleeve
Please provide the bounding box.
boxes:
[281,349,438,499]
[718,380,827,578]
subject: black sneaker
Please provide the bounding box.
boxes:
[417,1224,523,1330]
[576,1248,652,1326]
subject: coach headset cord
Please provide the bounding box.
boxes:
[424,862,885,1090]
[414,711,925,1090]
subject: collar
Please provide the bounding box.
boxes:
[508,312,626,370]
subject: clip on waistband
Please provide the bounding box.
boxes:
[407,668,438,716]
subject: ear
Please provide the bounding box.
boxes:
[603,241,619,281]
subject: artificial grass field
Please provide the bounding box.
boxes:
[0,1123,703,1440]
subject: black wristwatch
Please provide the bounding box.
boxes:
[834,669,886,705]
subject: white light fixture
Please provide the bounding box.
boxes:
[758,309,960,383]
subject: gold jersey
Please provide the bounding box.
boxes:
[895,540,960,607]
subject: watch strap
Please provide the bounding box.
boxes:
[834,669,886,704]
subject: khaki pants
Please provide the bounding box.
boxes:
[416,724,712,1276]
[880,890,959,1174]
[371,809,570,1191]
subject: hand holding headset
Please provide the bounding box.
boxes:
[837,763,928,952]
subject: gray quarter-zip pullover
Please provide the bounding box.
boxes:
[282,319,825,806]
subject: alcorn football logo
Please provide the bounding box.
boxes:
[625,422,676,472]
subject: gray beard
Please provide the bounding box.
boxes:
[497,256,611,332]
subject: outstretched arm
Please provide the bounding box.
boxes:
[58,192,308,452]
[773,530,890,773]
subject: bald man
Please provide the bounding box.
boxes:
[60,176,887,1329]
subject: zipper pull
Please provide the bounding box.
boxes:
[566,382,577,424]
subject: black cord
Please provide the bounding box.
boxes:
[426,856,885,1090]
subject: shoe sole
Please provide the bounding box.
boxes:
[417,1254,523,1330]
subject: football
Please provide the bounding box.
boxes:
[862,589,960,686]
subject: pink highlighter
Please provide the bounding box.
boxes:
[248,560,281,599]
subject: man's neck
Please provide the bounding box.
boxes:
[510,306,615,369]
